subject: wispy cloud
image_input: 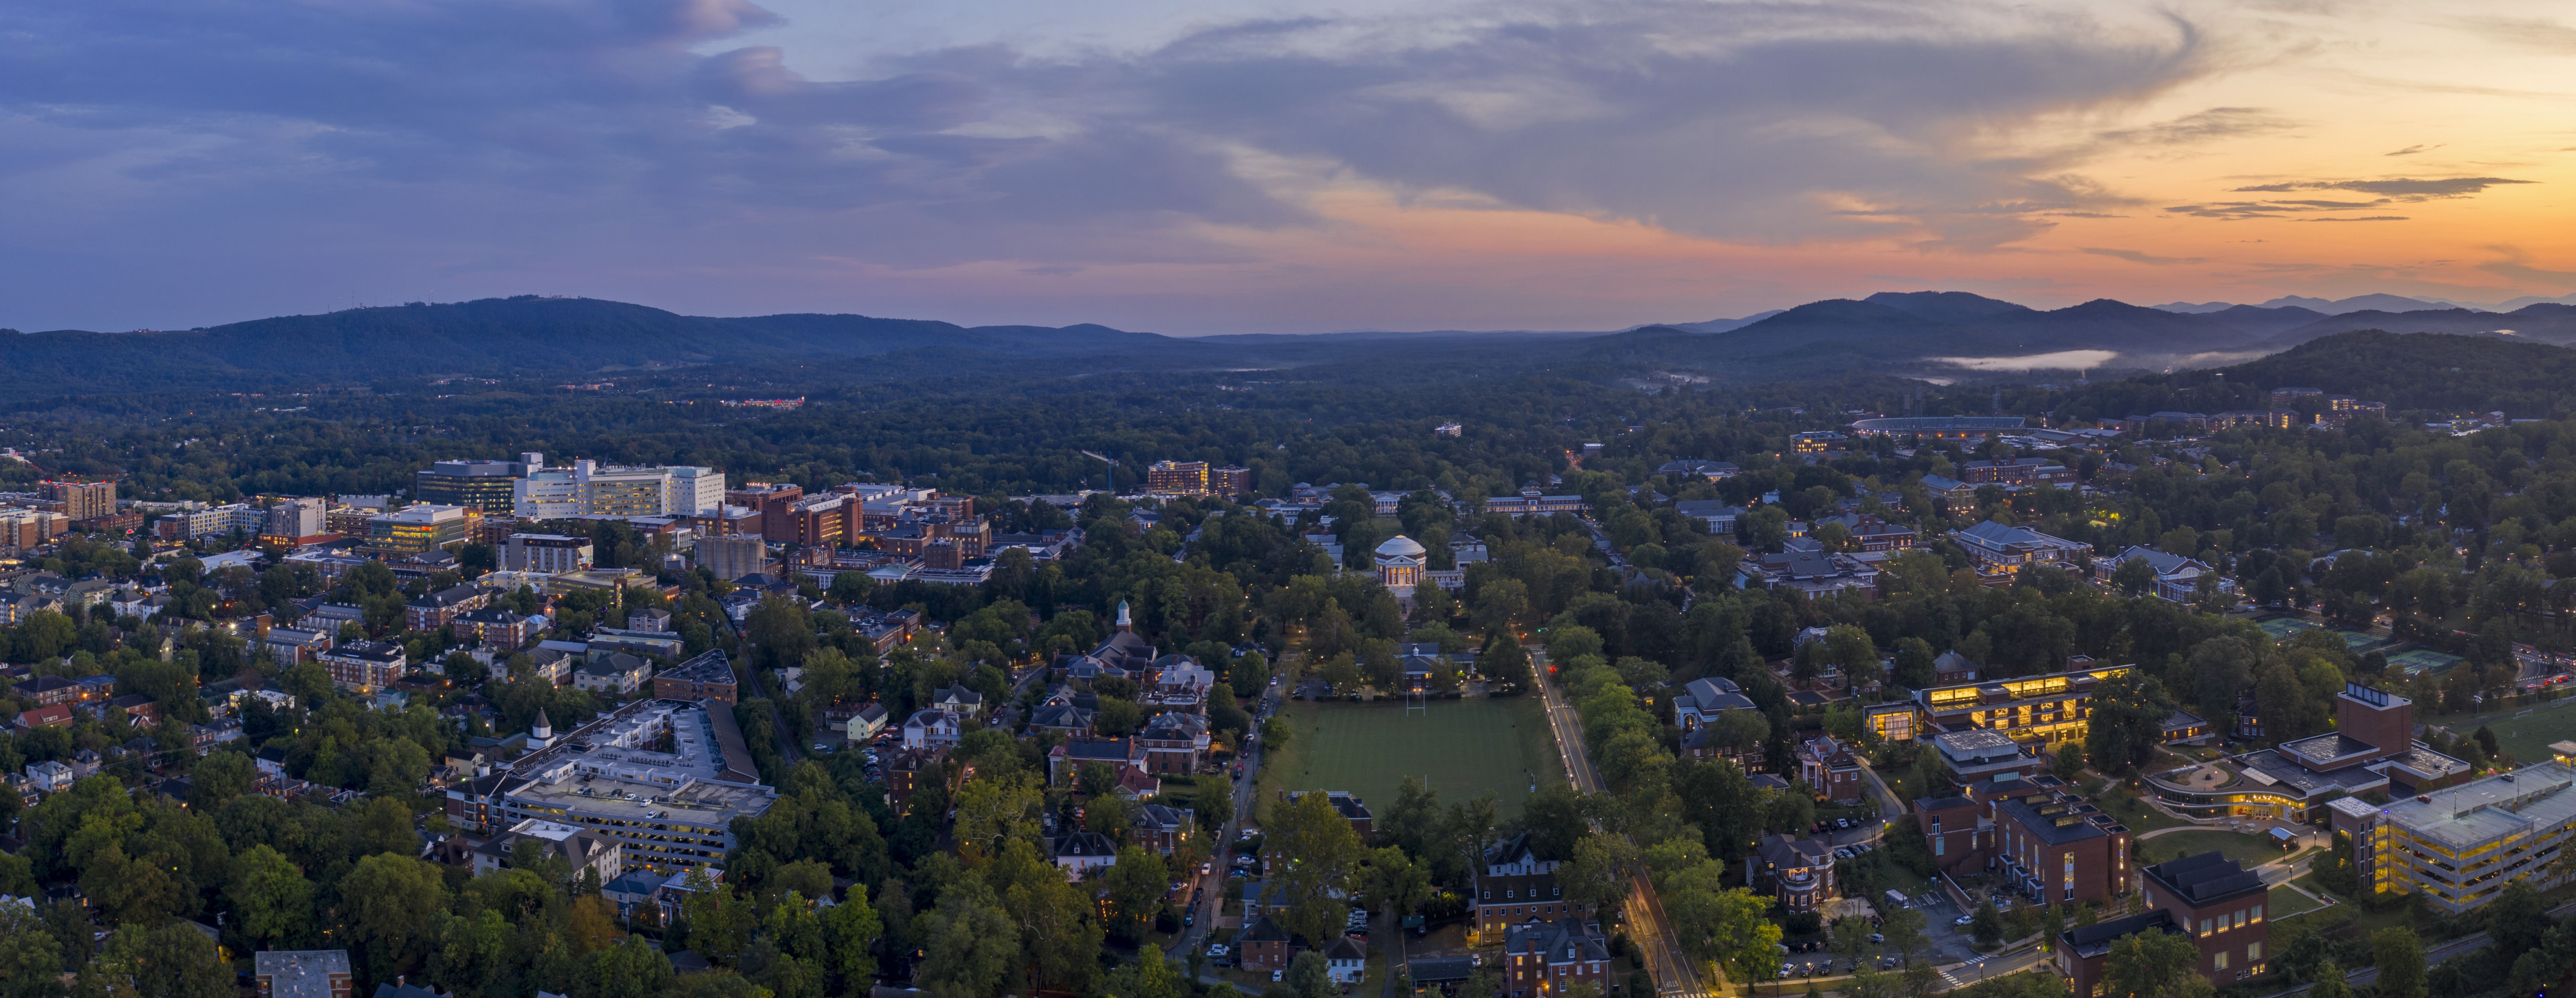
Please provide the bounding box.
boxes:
[2296,216,2410,222]
[2082,247,2207,265]
[2385,144,2442,156]
[2097,107,2296,146]
[2229,177,2534,198]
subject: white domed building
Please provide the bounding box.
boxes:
[1375,535,1428,595]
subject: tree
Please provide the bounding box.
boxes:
[84,922,229,998]
[2052,744,2086,781]
[336,852,446,961]
[1971,896,2002,949]
[1104,945,1187,998]
[2306,961,2350,998]
[0,899,65,998]
[1279,950,1337,998]
[1103,846,1170,941]
[821,884,884,984]
[1268,791,1366,945]
[1561,834,1639,914]
[913,889,1019,998]
[2111,557,2155,597]
[2372,927,2426,998]
[226,844,316,949]
[2103,929,2208,998]
[1363,847,1433,918]
[188,752,255,809]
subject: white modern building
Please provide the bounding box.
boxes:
[514,460,725,519]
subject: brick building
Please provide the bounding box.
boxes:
[1502,918,1612,998]
[652,649,738,705]
[1473,834,1577,937]
[2055,852,2268,994]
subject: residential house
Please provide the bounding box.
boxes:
[1751,834,1837,911]
[1049,738,1146,785]
[2108,545,2234,604]
[1322,936,1369,984]
[901,709,961,749]
[1474,833,1574,937]
[254,950,354,998]
[1796,734,1866,803]
[1237,916,1306,972]
[1284,790,1373,842]
[1137,711,1211,775]
[1131,803,1196,855]
[929,685,984,718]
[1049,831,1118,875]
[1501,918,1612,998]
[572,653,652,695]
[14,704,74,733]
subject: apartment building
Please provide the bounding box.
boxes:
[40,479,115,522]
[1147,460,1211,495]
[259,497,330,544]
[404,583,496,631]
[319,641,408,694]
[0,508,68,551]
[652,649,739,705]
[505,533,595,573]
[1473,834,1578,937]
[1750,834,1837,911]
[159,502,269,541]
[1501,919,1612,998]
[1909,774,2134,905]
[253,950,353,998]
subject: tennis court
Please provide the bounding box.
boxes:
[2387,648,2464,677]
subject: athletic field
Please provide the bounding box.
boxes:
[1265,696,1568,819]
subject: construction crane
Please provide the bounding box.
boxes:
[1079,450,1118,489]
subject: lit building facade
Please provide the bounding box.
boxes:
[2328,759,2576,913]
[366,504,477,554]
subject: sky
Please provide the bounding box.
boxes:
[3,0,2573,335]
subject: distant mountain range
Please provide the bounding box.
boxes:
[11,288,2576,401]
[2152,291,2576,315]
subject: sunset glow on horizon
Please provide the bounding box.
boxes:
[3,0,2572,333]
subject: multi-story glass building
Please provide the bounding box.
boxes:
[366,504,477,554]
[513,460,725,519]
[414,456,540,513]
[1871,663,2132,748]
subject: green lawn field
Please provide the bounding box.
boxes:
[2422,695,2576,765]
[2140,829,2294,869]
[1263,696,1568,819]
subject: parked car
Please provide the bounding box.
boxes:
[1955,914,1976,926]
[1208,944,1231,958]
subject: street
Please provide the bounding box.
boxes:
[1535,661,1708,997]
[1170,684,1275,963]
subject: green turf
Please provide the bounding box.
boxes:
[2139,829,2297,869]
[2268,886,2322,918]
[2419,697,2576,766]
[1267,696,1569,818]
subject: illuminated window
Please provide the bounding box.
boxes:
[2199,918,2212,936]
[2215,952,2229,971]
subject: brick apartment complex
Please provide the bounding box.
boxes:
[41,479,115,522]
[1797,734,1866,803]
[319,641,408,694]
[405,583,496,631]
[652,649,739,705]
[1910,774,2134,906]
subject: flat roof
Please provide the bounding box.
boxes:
[2380,760,2576,852]
[2236,750,2389,797]
[502,698,772,826]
